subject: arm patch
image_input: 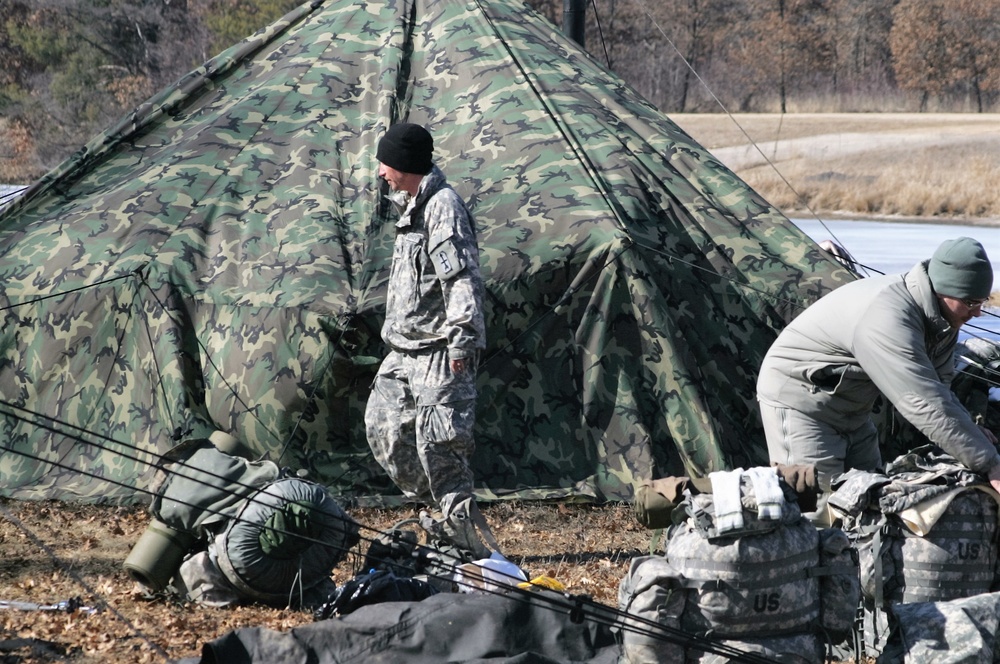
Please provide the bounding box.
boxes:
[430,238,465,280]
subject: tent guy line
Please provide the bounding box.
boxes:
[0,402,366,547]
[626,0,845,251]
[958,353,1000,385]
[0,270,136,311]
[139,266,322,455]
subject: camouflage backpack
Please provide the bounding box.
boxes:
[829,451,999,657]
[618,468,860,664]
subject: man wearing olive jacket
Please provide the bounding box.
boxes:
[757,237,1000,522]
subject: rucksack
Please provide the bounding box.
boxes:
[617,555,686,664]
[666,507,821,638]
[830,451,999,658]
[619,468,860,664]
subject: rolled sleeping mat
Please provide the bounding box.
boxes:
[208,430,253,460]
[123,518,198,592]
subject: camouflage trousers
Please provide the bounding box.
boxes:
[365,347,478,515]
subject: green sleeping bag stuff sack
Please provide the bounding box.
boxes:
[216,477,360,605]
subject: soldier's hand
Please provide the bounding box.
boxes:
[981,424,999,446]
[988,462,1000,495]
[450,358,466,375]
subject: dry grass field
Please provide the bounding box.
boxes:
[673,113,1000,225]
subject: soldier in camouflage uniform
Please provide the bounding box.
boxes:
[364,123,491,558]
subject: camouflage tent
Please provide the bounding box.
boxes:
[0,0,854,505]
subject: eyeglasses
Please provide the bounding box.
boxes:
[961,297,989,309]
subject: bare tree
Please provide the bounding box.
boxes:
[890,0,959,110]
[195,0,302,57]
[941,0,1000,112]
[9,0,1000,182]
[827,0,896,102]
[3,0,211,170]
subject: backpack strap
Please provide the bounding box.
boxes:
[873,524,885,609]
[467,500,503,554]
[648,528,663,555]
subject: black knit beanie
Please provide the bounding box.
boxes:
[376,123,434,175]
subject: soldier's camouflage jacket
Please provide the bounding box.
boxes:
[382,166,485,361]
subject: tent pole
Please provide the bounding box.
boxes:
[562,0,586,47]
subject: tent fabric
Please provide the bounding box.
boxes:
[182,591,621,664]
[0,0,855,505]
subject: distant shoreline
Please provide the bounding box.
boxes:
[786,209,1000,228]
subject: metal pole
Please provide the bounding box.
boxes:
[562,0,586,48]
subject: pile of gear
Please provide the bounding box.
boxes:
[125,410,1000,661]
[125,431,527,612]
[622,465,858,664]
[626,450,1000,663]
[124,431,360,608]
[829,447,1000,659]
[620,335,1000,663]
[313,517,531,620]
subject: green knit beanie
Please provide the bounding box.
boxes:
[928,237,993,300]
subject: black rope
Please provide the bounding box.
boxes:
[0,271,137,313]
[136,271,285,448]
[589,0,612,68]
[624,0,843,246]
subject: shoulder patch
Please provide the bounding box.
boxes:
[430,238,465,280]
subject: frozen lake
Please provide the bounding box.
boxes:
[0,185,25,211]
[793,217,1000,340]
